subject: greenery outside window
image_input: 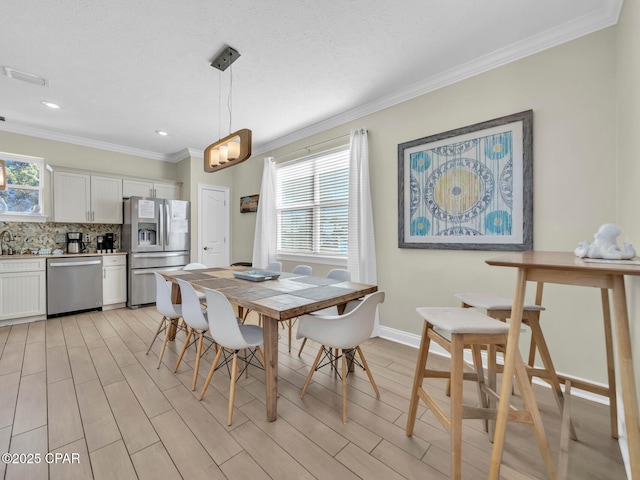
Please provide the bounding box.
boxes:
[276,146,349,263]
[0,152,45,222]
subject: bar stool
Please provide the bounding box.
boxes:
[406,307,557,480]
[455,289,577,440]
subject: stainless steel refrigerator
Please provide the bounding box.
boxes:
[122,196,190,308]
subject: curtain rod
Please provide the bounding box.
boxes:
[273,132,352,160]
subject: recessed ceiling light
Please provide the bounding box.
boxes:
[155,130,169,136]
[41,101,60,109]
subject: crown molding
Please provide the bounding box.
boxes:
[252,0,623,156]
[0,122,177,162]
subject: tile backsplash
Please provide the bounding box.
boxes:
[0,222,121,254]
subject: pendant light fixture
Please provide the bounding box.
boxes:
[0,160,6,191]
[205,46,252,173]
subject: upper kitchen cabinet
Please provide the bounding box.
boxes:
[53,171,123,223]
[123,179,181,200]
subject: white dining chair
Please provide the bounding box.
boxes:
[199,287,266,426]
[175,279,214,391]
[298,291,385,423]
[298,269,352,356]
[265,261,282,272]
[282,265,314,352]
[148,272,183,369]
[183,262,207,302]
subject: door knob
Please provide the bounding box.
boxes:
[203,246,209,250]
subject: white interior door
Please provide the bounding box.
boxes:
[198,184,229,267]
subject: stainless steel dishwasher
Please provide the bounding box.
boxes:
[47,256,103,317]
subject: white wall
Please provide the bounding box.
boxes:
[231,28,620,387]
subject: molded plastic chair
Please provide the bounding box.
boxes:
[291,264,312,276]
[199,287,266,425]
[175,279,213,390]
[298,291,385,423]
[183,263,207,302]
[265,261,282,272]
[148,272,183,369]
[298,269,352,356]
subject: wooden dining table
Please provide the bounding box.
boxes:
[486,251,640,479]
[160,266,378,421]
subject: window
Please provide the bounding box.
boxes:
[276,147,349,260]
[0,152,44,220]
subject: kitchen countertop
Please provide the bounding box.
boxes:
[0,252,127,260]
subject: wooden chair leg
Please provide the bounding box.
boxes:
[199,346,224,401]
[342,351,348,423]
[297,337,308,357]
[487,343,498,442]
[156,320,172,369]
[513,349,558,480]
[174,326,193,373]
[558,380,573,480]
[356,346,380,397]
[192,332,204,391]
[471,344,489,433]
[228,352,239,425]
[147,316,166,355]
[288,319,292,353]
[407,321,430,436]
[301,346,324,397]
[450,334,465,480]
[529,317,577,440]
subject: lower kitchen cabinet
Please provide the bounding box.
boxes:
[103,255,127,309]
[0,258,47,323]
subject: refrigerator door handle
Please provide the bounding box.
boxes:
[158,202,164,248]
[165,203,171,247]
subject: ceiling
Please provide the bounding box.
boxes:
[0,0,623,162]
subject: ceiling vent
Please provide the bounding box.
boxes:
[3,67,49,87]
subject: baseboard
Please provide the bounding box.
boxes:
[378,325,611,406]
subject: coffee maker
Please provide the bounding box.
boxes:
[67,232,84,254]
[104,233,115,253]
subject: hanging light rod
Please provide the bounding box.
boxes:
[211,46,241,72]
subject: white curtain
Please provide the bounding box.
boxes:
[252,157,277,269]
[347,128,379,335]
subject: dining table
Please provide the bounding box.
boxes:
[486,251,640,479]
[160,266,378,421]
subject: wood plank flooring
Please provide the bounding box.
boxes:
[0,307,627,479]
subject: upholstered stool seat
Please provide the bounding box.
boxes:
[406,307,557,480]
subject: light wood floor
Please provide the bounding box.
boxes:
[0,307,627,479]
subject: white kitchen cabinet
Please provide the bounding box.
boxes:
[0,258,46,323]
[102,255,127,309]
[123,179,181,200]
[53,171,123,223]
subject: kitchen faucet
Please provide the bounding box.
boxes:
[0,229,14,255]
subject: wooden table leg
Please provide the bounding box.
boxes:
[168,282,181,340]
[611,276,640,479]
[263,315,279,421]
[600,288,618,438]
[489,268,526,479]
[490,268,556,479]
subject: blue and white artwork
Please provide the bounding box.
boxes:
[402,121,525,247]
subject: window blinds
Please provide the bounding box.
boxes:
[276,147,349,256]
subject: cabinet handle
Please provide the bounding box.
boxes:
[104,269,106,279]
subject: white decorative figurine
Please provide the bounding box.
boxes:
[574,224,636,260]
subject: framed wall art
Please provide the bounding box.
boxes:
[240,194,259,213]
[398,110,533,250]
